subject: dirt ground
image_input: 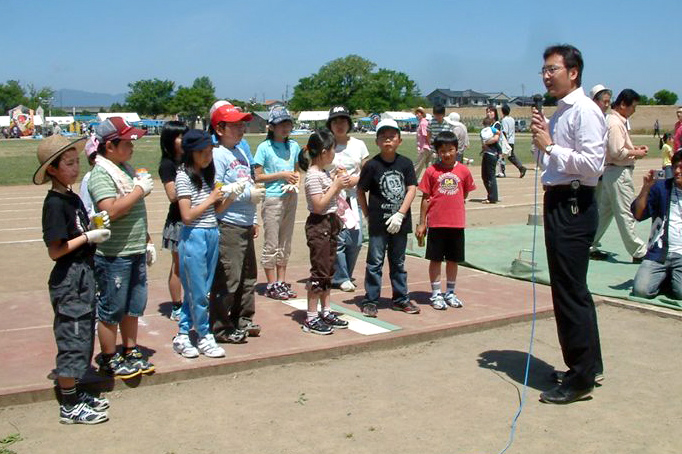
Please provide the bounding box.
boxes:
[0,155,680,454]
[1,305,680,454]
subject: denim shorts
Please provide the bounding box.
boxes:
[94,254,148,324]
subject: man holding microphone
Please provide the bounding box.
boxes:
[531,44,606,404]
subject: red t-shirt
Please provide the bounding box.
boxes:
[418,162,476,228]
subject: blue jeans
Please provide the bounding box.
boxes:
[332,216,363,285]
[178,226,220,337]
[633,254,682,299]
[95,254,148,325]
[363,233,409,304]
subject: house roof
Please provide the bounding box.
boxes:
[427,89,489,98]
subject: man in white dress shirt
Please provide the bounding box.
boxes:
[531,44,606,405]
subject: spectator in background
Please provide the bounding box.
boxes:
[590,89,648,263]
[414,107,431,177]
[445,112,470,163]
[427,105,452,164]
[674,107,682,151]
[500,104,527,178]
[653,119,660,138]
[589,84,612,115]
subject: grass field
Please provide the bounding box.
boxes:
[0,133,662,186]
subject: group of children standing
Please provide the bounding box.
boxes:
[37,103,476,424]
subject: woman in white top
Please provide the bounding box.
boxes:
[326,106,369,292]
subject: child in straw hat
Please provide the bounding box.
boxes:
[35,135,112,424]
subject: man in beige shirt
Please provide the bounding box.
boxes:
[591,89,648,262]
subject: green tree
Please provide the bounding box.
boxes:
[125,78,175,118]
[109,102,127,112]
[168,76,216,125]
[0,80,28,113]
[25,84,55,110]
[543,92,558,106]
[653,89,678,105]
[289,55,420,114]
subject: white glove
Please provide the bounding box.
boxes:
[282,184,299,193]
[89,211,110,229]
[146,243,157,266]
[220,181,247,199]
[84,229,111,244]
[385,212,405,234]
[249,186,266,204]
[133,173,154,196]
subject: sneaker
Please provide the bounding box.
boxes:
[77,391,109,412]
[98,353,141,380]
[444,292,464,308]
[339,280,355,292]
[242,321,261,337]
[430,294,447,310]
[361,302,378,318]
[265,283,289,300]
[321,311,349,328]
[301,316,333,335]
[198,334,226,358]
[170,305,182,321]
[215,329,248,344]
[125,346,156,374]
[60,402,108,425]
[281,282,298,298]
[392,300,420,314]
[172,334,199,358]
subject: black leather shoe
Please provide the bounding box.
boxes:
[551,370,604,385]
[589,250,609,260]
[540,385,593,404]
[520,168,527,178]
[632,256,644,264]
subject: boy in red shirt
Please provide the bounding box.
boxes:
[416,131,476,310]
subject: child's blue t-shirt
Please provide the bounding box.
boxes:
[213,143,257,226]
[254,139,301,197]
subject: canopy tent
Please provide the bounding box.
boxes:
[97,112,141,123]
[297,111,329,122]
[46,116,75,126]
[135,119,165,127]
[380,111,417,123]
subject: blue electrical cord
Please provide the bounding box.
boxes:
[496,150,542,454]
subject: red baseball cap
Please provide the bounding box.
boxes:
[96,116,147,141]
[211,105,252,128]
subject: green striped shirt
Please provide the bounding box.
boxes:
[87,165,148,257]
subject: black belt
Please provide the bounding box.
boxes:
[543,181,595,193]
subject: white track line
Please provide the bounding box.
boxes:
[281,298,391,335]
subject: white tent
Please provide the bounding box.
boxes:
[297,111,329,122]
[0,116,10,127]
[380,111,417,121]
[46,116,75,126]
[0,115,44,126]
[97,112,141,123]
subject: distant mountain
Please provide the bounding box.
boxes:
[54,89,126,108]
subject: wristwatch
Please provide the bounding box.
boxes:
[545,144,555,155]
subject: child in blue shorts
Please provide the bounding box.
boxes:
[35,136,112,424]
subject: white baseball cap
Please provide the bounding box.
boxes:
[375,118,400,135]
[589,84,611,100]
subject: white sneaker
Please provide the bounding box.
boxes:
[430,294,447,310]
[339,280,355,292]
[198,334,226,358]
[172,334,199,358]
[444,292,464,308]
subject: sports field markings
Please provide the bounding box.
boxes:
[281,298,401,335]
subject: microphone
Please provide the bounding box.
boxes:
[532,94,543,113]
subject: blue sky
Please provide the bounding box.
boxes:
[4,0,680,104]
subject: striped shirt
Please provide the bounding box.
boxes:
[88,164,147,257]
[175,168,217,228]
[305,167,337,214]
[428,118,453,145]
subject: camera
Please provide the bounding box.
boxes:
[655,170,666,180]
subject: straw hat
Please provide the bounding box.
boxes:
[33,135,86,185]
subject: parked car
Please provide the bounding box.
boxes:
[515,119,529,132]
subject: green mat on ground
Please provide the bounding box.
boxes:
[404,221,682,311]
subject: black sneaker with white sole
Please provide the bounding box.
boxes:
[98,353,141,380]
[321,312,348,328]
[77,391,109,412]
[301,316,333,335]
[59,402,108,425]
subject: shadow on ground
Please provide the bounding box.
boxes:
[477,350,556,391]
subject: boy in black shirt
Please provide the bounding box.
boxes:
[358,119,419,317]
[34,136,112,424]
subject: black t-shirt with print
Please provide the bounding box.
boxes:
[159,157,181,225]
[358,153,417,236]
[42,190,95,282]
